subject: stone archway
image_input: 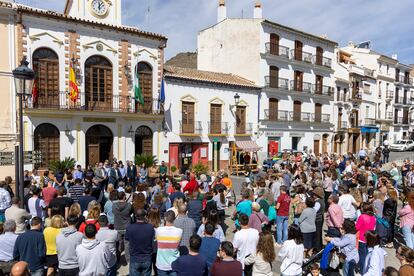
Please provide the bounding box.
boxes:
[135,126,153,156]
[34,123,60,168]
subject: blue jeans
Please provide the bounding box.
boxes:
[106,263,117,276]
[130,261,152,276]
[276,216,288,244]
[31,269,44,276]
[358,242,367,273]
[402,226,414,249]
[157,269,177,276]
[343,259,356,276]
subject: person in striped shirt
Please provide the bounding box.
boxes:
[156,210,183,276]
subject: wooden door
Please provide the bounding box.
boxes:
[322,135,328,153]
[293,101,301,121]
[295,40,303,61]
[315,75,323,94]
[269,98,278,120]
[236,106,246,134]
[210,104,222,134]
[182,102,195,133]
[269,66,279,88]
[137,71,153,113]
[36,59,59,107]
[88,144,100,166]
[270,33,279,55]
[294,71,303,91]
[87,65,112,111]
[315,103,322,122]
[316,47,323,66]
[314,140,320,155]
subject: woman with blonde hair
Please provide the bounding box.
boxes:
[244,231,275,276]
[79,203,101,233]
[43,215,65,276]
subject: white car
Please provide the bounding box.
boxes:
[389,140,414,151]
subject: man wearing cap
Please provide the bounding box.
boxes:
[312,187,325,252]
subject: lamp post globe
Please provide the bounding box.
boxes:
[12,56,35,97]
[234,93,240,106]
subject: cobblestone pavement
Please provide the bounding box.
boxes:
[118,174,403,275]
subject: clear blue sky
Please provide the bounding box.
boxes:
[17,0,414,64]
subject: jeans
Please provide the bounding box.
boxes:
[130,261,152,276]
[106,263,117,276]
[402,226,414,249]
[58,267,80,276]
[343,259,356,276]
[31,268,44,276]
[358,242,367,273]
[157,269,177,276]
[276,216,288,244]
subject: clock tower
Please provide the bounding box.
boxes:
[64,0,122,25]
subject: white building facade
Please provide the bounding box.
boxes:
[160,66,261,173]
[198,2,337,160]
[11,0,167,169]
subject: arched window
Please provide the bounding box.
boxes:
[269,33,279,55]
[34,123,60,168]
[135,126,153,156]
[269,66,279,88]
[85,55,113,111]
[135,62,153,113]
[32,48,59,108]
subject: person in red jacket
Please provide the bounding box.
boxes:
[183,174,199,195]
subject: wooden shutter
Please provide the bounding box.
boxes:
[35,59,59,107]
[236,106,246,134]
[210,104,222,134]
[293,101,301,121]
[138,72,153,113]
[269,98,278,120]
[269,66,279,88]
[295,40,303,61]
[313,140,320,155]
[270,33,279,55]
[315,103,322,122]
[315,75,323,94]
[316,47,323,66]
[182,102,195,133]
[87,65,112,110]
[294,71,303,91]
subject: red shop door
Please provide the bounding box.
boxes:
[192,143,209,165]
[268,141,279,156]
[169,144,179,170]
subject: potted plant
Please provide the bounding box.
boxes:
[48,157,76,175]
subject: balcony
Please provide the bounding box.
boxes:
[290,80,313,93]
[394,97,411,106]
[364,68,375,78]
[234,122,253,136]
[291,49,313,64]
[24,91,162,115]
[314,85,334,96]
[385,90,394,100]
[265,43,290,59]
[361,118,376,126]
[339,121,348,129]
[264,110,290,121]
[314,56,332,69]
[180,121,202,135]
[208,122,229,136]
[265,76,289,90]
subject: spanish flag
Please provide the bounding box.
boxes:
[69,65,79,102]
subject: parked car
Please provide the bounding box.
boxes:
[389,140,414,151]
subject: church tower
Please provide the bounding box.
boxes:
[64,0,122,25]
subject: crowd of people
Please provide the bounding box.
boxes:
[0,148,413,276]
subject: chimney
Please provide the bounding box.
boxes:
[217,0,227,23]
[253,2,262,19]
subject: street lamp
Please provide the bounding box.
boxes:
[234,93,240,106]
[12,56,35,205]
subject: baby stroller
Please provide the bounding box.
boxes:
[302,244,341,276]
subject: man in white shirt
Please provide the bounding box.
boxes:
[338,186,358,221]
[0,220,18,274]
[232,213,259,275]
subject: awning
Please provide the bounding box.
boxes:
[236,140,262,152]
[361,126,380,133]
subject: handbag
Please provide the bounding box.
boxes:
[329,250,340,269]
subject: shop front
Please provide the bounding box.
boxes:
[168,143,209,174]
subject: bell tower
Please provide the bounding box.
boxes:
[64,0,122,25]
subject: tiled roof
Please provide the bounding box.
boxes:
[0,1,166,42]
[164,66,259,89]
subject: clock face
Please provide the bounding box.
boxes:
[90,0,109,17]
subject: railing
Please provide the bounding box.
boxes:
[234,122,253,135]
[265,76,289,90]
[340,121,348,129]
[394,97,409,104]
[313,114,330,123]
[396,75,405,83]
[24,91,163,114]
[265,43,290,59]
[180,121,202,135]
[314,56,332,68]
[291,49,313,64]
[315,85,333,96]
[263,110,290,121]
[208,122,229,135]
[350,118,359,128]
[364,69,375,78]
[351,92,362,100]
[386,90,393,99]
[395,117,403,124]
[321,114,330,123]
[361,118,376,125]
[290,80,313,93]
[385,112,393,120]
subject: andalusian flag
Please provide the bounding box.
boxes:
[69,65,79,102]
[133,69,144,106]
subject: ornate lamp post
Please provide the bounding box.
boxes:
[12,56,35,204]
